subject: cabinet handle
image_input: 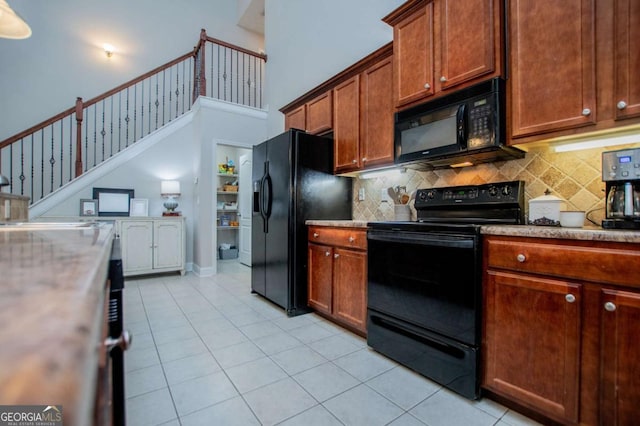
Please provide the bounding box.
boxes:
[516,253,526,263]
[582,108,591,116]
[313,232,319,238]
[424,83,431,90]
[604,302,617,312]
[334,253,340,259]
[565,294,576,303]
[348,236,355,243]
[105,330,132,352]
[617,101,627,110]
[440,76,447,82]
[325,251,330,257]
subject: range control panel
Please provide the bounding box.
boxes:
[415,180,524,209]
[602,148,640,181]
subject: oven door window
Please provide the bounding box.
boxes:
[367,230,480,345]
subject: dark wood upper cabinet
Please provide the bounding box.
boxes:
[384,0,502,109]
[360,56,394,170]
[508,0,596,139]
[284,105,306,132]
[333,76,361,173]
[613,0,640,121]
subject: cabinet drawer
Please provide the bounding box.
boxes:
[308,226,367,250]
[485,237,640,288]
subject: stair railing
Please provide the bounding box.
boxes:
[0,29,266,204]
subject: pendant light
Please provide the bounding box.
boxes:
[0,0,32,39]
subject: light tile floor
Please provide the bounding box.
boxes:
[124,261,541,426]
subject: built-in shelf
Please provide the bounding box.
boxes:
[217,226,239,230]
[217,173,238,178]
[217,191,238,195]
[217,209,238,213]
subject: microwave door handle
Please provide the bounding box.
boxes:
[457,104,467,149]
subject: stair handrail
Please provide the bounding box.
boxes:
[0,29,266,203]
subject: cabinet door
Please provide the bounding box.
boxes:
[437,0,499,91]
[307,243,333,315]
[333,76,360,173]
[509,0,596,138]
[306,92,333,134]
[285,105,306,131]
[360,56,394,169]
[121,221,153,274]
[333,248,367,333]
[614,0,640,120]
[484,270,581,423]
[154,221,183,269]
[600,288,640,425]
[394,2,435,107]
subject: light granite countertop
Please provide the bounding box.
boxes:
[306,220,369,228]
[0,222,115,425]
[481,224,640,244]
[305,220,640,244]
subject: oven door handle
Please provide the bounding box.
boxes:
[368,232,475,249]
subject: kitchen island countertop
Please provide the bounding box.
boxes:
[0,222,115,425]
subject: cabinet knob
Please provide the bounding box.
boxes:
[424,83,431,90]
[516,253,526,263]
[334,253,339,259]
[565,294,576,303]
[440,76,447,82]
[105,330,132,352]
[325,251,331,257]
[352,159,357,164]
[313,232,319,238]
[617,101,627,110]
[362,157,367,162]
[348,236,355,243]
[604,301,617,312]
[582,108,591,116]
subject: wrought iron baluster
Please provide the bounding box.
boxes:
[69,117,73,182]
[162,70,166,125]
[19,138,25,196]
[93,105,97,166]
[125,87,130,147]
[141,80,145,139]
[50,124,55,193]
[59,119,63,188]
[110,97,114,157]
[155,74,159,130]
[175,64,180,118]
[40,131,44,199]
[133,83,138,143]
[101,99,106,162]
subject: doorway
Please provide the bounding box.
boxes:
[215,143,252,270]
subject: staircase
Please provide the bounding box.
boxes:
[0,29,267,212]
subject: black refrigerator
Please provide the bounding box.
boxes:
[252,129,352,316]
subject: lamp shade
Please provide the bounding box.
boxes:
[161,180,181,196]
[0,0,32,39]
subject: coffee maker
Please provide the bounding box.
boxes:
[602,147,640,229]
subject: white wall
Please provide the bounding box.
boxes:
[263,0,404,137]
[0,0,264,141]
[37,98,267,275]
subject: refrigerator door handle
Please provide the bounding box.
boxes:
[264,174,273,220]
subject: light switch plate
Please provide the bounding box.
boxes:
[4,200,10,219]
[358,188,365,201]
[380,188,389,202]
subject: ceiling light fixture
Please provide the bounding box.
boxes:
[103,43,115,58]
[0,0,31,39]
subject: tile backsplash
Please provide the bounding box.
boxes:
[352,144,640,226]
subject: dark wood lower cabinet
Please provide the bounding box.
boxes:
[483,235,640,425]
[484,270,581,424]
[307,226,367,335]
[600,288,640,425]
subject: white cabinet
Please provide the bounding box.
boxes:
[119,217,185,277]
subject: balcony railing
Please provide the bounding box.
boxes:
[0,29,266,204]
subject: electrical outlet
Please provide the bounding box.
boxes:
[358,188,365,201]
[381,188,389,202]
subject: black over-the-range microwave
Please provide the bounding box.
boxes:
[394,78,524,169]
